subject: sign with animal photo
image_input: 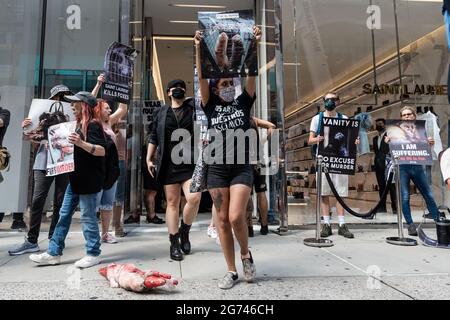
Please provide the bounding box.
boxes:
[318,117,360,175]
[385,120,432,165]
[24,99,75,136]
[102,42,139,104]
[46,121,76,177]
[198,10,257,79]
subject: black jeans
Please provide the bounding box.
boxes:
[375,165,397,212]
[27,170,69,244]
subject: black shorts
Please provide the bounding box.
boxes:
[207,164,253,189]
[253,167,267,193]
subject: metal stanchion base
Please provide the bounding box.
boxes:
[386,237,418,246]
[304,238,334,248]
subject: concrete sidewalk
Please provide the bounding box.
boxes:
[0,214,449,300]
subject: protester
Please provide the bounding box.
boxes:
[30,91,107,268]
[92,99,127,244]
[146,79,201,261]
[91,74,129,243]
[8,86,74,255]
[308,92,359,239]
[373,118,397,215]
[195,26,261,289]
[385,106,441,236]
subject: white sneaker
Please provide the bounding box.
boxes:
[74,255,101,269]
[207,226,218,239]
[102,232,118,244]
[29,252,61,266]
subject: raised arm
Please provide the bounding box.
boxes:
[109,103,128,126]
[194,31,210,107]
[91,73,106,98]
[253,117,276,138]
[244,26,261,98]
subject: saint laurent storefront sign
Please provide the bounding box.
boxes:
[362,83,447,95]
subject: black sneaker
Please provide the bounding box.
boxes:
[11,220,27,230]
[423,213,434,220]
[338,224,354,238]
[407,223,418,236]
[124,215,140,224]
[248,226,254,238]
[320,224,332,237]
[260,225,268,235]
[146,215,165,224]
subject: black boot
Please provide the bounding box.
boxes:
[169,233,183,261]
[179,221,192,254]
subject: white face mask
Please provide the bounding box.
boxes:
[218,86,236,103]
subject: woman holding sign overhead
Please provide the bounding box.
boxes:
[384,106,442,236]
[194,26,260,290]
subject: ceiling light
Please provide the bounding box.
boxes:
[169,20,198,24]
[169,4,227,9]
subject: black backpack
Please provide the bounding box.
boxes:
[103,134,120,190]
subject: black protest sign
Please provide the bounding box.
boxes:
[385,120,432,165]
[142,100,163,131]
[102,42,138,104]
[318,117,360,175]
[198,10,257,79]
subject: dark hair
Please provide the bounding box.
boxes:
[375,118,386,124]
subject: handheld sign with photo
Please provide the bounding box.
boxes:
[198,10,257,79]
[385,120,432,165]
[24,99,75,134]
[102,42,139,104]
[318,117,360,175]
[46,121,77,177]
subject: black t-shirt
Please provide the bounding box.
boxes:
[0,107,11,146]
[203,90,256,164]
[70,121,107,195]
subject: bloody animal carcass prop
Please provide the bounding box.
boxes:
[99,263,178,292]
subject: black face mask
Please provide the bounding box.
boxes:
[324,98,337,111]
[171,88,185,100]
[376,125,384,132]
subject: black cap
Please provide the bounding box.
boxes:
[49,85,73,100]
[64,91,98,108]
[166,79,186,92]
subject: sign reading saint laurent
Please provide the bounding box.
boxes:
[362,83,447,96]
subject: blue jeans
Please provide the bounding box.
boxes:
[48,184,101,257]
[399,165,439,225]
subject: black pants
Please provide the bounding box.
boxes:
[375,166,397,212]
[27,170,69,244]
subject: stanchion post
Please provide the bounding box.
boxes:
[304,155,334,247]
[386,155,418,246]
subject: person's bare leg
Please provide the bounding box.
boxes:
[210,188,235,271]
[321,195,331,219]
[336,201,345,217]
[100,210,112,235]
[229,185,252,259]
[146,190,157,219]
[112,204,123,232]
[257,192,269,226]
[181,179,201,225]
[164,184,181,235]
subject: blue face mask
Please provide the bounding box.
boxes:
[324,98,337,111]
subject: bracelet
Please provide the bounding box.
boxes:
[90,144,96,154]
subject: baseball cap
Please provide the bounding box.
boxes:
[166,79,186,92]
[64,91,98,108]
[49,85,73,100]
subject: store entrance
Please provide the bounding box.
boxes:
[124,0,288,227]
